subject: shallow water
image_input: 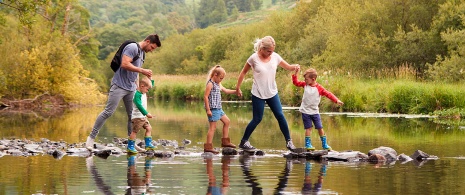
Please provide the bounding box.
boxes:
[1,100,465,195]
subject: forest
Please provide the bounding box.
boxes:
[0,0,464,113]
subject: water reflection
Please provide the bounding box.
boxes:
[273,159,330,195]
[205,156,232,195]
[1,100,465,195]
[86,156,115,195]
[302,161,327,195]
[239,156,263,194]
[126,154,154,195]
[274,159,293,194]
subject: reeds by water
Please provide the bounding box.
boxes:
[152,67,465,116]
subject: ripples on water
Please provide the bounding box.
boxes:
[1,102,465,194]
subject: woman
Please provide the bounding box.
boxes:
[235,36,300,152]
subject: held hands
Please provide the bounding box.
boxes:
[141,68,153,78]
[236,88,243,97]
[293,64,300,75]
[336,100,344,106]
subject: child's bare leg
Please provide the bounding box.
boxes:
[145,126,152,137]
[144,124,156,150]
[220,115,231,138]
[220,115,236,148]
[317,129,325,137]
[305,128,312,137]
[207,121,217,144]
[204,122,219,154]
[129,131,137,140]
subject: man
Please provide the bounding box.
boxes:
[86,34,161,150]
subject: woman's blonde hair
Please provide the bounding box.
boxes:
[206,65,226,83]
[253,36,276,53]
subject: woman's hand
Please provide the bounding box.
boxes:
[236,88,243,97]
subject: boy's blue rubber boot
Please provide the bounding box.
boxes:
[320,164,327,176]
[305,161,312,175]
[305,136,315,151]
[320,135,332,150]
[145,157,154,171]
[144,136,156,150]
[127,139,138,154]
[127,154,136,166]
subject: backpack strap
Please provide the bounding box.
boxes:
[132,42,143,62]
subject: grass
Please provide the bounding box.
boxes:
[152,70,465,117]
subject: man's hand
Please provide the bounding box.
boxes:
[140,68,153,78]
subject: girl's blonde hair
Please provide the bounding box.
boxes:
[253,36,276,53]
[206,65,226,83]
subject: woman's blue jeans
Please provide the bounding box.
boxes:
[241,94,291,142]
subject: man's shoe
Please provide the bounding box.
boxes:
[85,136,95,150]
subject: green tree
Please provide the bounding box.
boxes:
[0,0,48,27]
[427,0,465,82]
[195,0,228,28]
[0,0,103,104]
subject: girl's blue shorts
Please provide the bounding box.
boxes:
[208,108,225,122]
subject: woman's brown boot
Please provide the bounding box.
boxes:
[221,138,237,148]
[204,143,219,154]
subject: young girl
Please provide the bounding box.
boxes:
[203,65,237,154]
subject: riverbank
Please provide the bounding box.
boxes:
[152,73,465,116]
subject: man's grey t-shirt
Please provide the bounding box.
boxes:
[111,43,145,91]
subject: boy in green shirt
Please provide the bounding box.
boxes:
[127,76,156,153]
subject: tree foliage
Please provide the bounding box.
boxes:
[427,0,465,82]
[2,0,465,105]
[149,0,464,84]
[0,0,103,104]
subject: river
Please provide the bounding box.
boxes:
[0,99,464,194]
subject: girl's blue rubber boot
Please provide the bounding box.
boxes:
[127,139,138,154]
[305,136,315,151]
[320,135,332,150]
[144,136,156,150]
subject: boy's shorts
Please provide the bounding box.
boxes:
[302,113,323,129]
[208,108,225,122]
[131,117,151,133]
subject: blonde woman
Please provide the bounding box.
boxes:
[235,36,300,152]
